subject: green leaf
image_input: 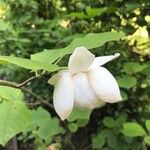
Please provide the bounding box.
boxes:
[0,20,10,31]
[37,118,63,140]
[123,62,148,74]
[31,32,124,63]
[0,56,60,72]
[32,107,51,125]
[144,136,150,145]
[145,120,150,132]
[33,107,63,140]
[86,7,101,18]
[116,113,128,125]
[0,100,32,146]
[77,119,89,127]
[117,76,137,89]
[0,86,23,101]
[122,122,146,137]
[69,12,87,19]
[67,108,91,122]
[103,117,116,128]
[86,7,117,18]
[68,123,78,132]
[120,90,128,101]
[92,130,108,149]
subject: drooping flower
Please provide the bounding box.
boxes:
[48,46,122,120]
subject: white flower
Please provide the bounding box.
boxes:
[48,46,122,120]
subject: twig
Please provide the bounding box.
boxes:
[18,72,45,87]
[12,136,18,150]
[61,121,76,150]
[0,79,53,109]
[66,135,76,150]
[28,101,41,107]
[17,75,37,87]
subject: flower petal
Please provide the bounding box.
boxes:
[88,67,122,103]
[73,72,105,109]
[48,70,68,85]
[68,46,95,74]
[53,72,74,120]
[90,53,120,69]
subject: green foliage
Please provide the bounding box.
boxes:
[0,0,149,149]
[144,136,150,145]
[103,117,116,128]
[67,108,91,122]
[67,108,91,133]
[145,120,150,132]
[0,86,32,146]
[122,122,146,137]
[31,32,124,64]
[68,123,78,133]
[117,76,137,89]
[0,56,60,72]
[0,86,23,101]
[92,130,107,149]
[32,107,63,141]
[123,62,148,75]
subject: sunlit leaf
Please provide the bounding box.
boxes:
[33,107,63,140]
[31,32,124,63]
[0,100,32,146]
[122,122,146,137]
[0,56,60,72]
[0,86,23,101]
[145,120,150,132]
[144,136,150,145]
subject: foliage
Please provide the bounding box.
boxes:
[0,0,149,149]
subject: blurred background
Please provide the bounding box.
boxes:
[0,0,149,150]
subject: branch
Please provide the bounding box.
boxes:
[17,75,37,87]
[17,72,45,87]
[0,79,53,109]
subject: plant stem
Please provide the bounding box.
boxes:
[0,79,53,109]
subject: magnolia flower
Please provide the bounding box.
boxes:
[48,46,122,120]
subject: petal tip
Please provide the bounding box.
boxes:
[114,53,120,58]
[47,77,54,85]
[57,110,71,121]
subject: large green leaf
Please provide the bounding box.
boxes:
[0,56,60,72]
[122,122,146,137]
[0,86,23,101]
[0,86,32,146]
[0,100,32,146]
[33,107,63,140]
[31,32,124,63]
